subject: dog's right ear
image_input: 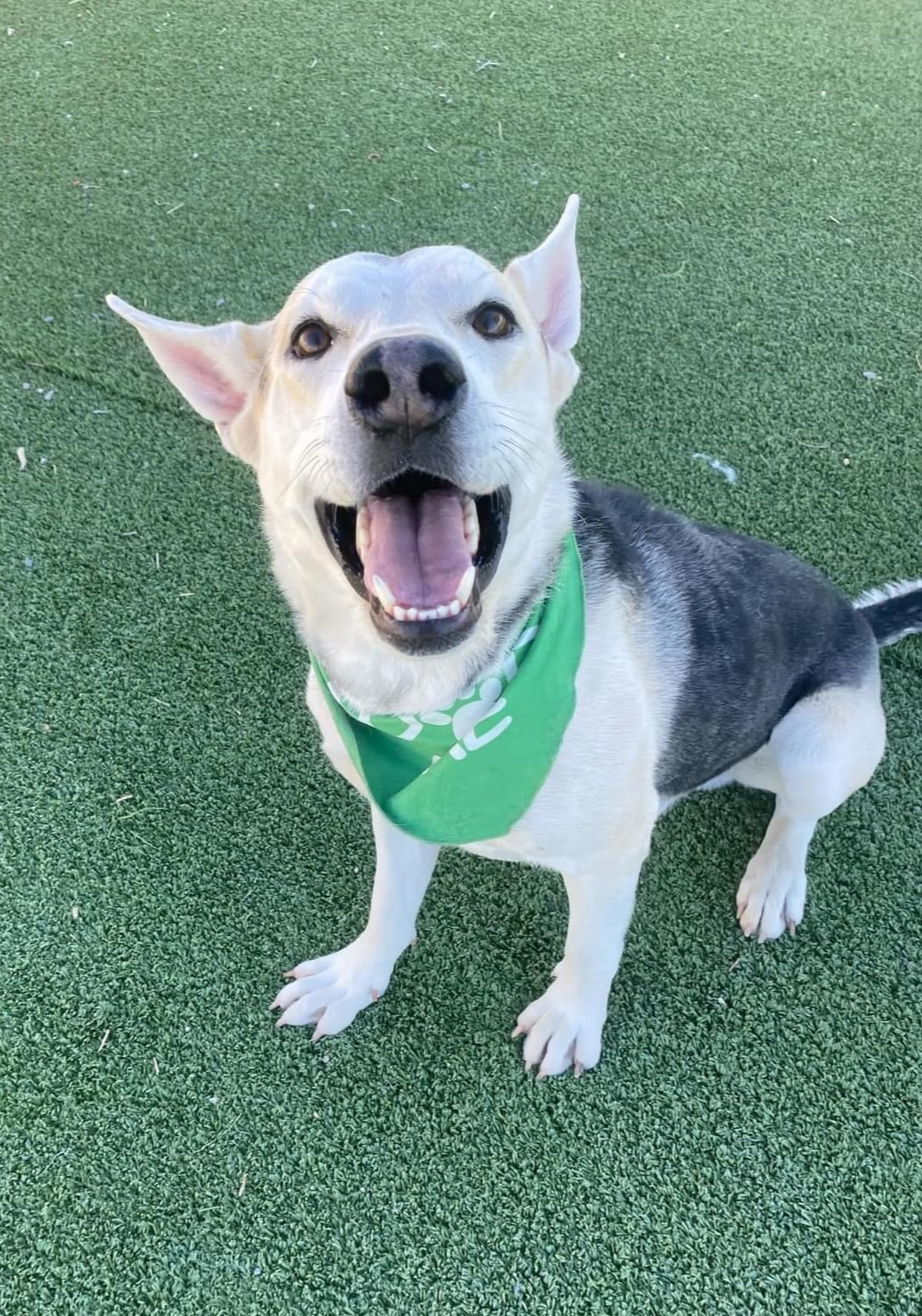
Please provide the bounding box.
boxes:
[106,294,272,464]
[504,195,581,406]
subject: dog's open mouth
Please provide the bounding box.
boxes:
[317,471,511,651]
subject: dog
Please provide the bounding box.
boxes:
[107,196,922,1076]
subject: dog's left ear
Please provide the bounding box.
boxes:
[106,294,272,465]
[505,195,581,404]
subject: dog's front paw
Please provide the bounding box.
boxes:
[513,977,606,1077]
[271,934,400,1039]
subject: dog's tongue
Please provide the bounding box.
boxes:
[362,490,471,609]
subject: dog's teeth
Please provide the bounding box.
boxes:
[372,574,396,612]
[463,498,480,554]
[378,591,466,624]
[356,506,370,560]
[457,564,476,607]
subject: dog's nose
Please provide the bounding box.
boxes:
[344,337,467,438]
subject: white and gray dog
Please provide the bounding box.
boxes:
[109,197,921,1076]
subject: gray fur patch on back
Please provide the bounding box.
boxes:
[573,481,878,797]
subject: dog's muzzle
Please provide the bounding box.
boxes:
[315,336,510,654]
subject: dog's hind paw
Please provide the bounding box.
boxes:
[513,978,605,1077]
[271,934,399,1039]
[736,860,806,942]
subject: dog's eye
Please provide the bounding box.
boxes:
[291,320,333,359]
[471,302,516,339]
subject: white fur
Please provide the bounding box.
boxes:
[733,679,884,940]
[108,199,893,1077]
[853,577,922,608]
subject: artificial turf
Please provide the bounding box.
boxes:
[2,1,921,1311]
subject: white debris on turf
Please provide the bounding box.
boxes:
[693,452,738,484]
[16,447,27,469]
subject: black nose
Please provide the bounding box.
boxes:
[344,336,467,438]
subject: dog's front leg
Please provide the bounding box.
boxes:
[514,826,653,1077]
[273,805,439,1038]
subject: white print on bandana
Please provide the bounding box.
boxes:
[394,623,539,760]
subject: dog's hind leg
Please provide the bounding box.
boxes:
[732,676,886,941]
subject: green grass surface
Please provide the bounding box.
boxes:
[2,2,921,1311]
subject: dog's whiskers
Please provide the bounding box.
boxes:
[275,421,336,503]
[474,400,549,436]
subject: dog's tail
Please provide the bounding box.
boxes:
[855,579,922,648]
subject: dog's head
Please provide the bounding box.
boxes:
[108,198,581,681]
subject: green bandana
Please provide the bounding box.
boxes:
[312,533,585,845]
